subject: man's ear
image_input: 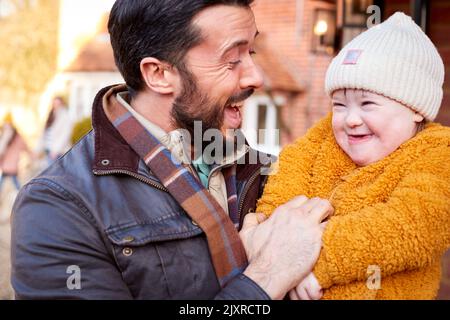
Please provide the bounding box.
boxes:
[140,57,178,94]
[413,112,424,123]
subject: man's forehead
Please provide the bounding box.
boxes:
[192,5,257,47]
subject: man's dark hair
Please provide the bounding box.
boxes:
[108,0,254,96]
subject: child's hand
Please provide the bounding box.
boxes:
[289,272,323,300]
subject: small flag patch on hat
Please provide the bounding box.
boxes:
[343,49,363,65]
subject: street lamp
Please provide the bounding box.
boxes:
[312,9,336,55]
[314,19,328,46]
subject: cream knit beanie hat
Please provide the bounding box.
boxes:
[325,12,445,121]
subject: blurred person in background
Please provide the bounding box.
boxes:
[41,96,73,164]
[0,114,29,194]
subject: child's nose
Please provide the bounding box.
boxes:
[345,110,363,128]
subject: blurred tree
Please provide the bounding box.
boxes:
[70,116,92,145]
[0,0,59,107]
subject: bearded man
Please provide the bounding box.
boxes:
[11,0,331,300]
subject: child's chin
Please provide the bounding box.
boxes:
[350,155,380,167]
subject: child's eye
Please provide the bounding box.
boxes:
[362,101,376,106]
[249,49,256,56]
[333,102,346,108]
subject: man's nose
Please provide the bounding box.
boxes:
[239,59,264,90]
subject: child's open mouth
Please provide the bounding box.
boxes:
[347,134,373,144]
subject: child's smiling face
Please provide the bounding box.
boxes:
[331,89,424,166]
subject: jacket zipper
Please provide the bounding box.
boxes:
[237,168,261,217]
[92,169,168,192]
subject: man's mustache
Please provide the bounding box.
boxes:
[225,89,255,106]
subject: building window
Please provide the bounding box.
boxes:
[312,9,337,55]
[242,96,281,156]
[257,104,267,145]
[413,0,429,32]
[338,0,384,47]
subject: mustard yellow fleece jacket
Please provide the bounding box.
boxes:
[256,113,450,300]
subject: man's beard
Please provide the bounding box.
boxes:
[171,65,223,137]
[171,63,253,160]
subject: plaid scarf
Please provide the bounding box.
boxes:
[221,164,239,226]
[104,95,247,287]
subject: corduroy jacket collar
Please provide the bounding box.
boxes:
[92,84,140,173]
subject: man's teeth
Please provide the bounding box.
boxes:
[230,103,244,109]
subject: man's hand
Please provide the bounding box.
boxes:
[240,196,332,300]
[289,272,323,300]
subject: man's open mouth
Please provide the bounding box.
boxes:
[224,103,244,129]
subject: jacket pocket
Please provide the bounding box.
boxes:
[105,211,203,245]
[104,212,218,299]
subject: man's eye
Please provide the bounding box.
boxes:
[228,60,241,68]
[249,50,256,56]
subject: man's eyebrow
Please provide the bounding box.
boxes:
[221,30,259,58]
